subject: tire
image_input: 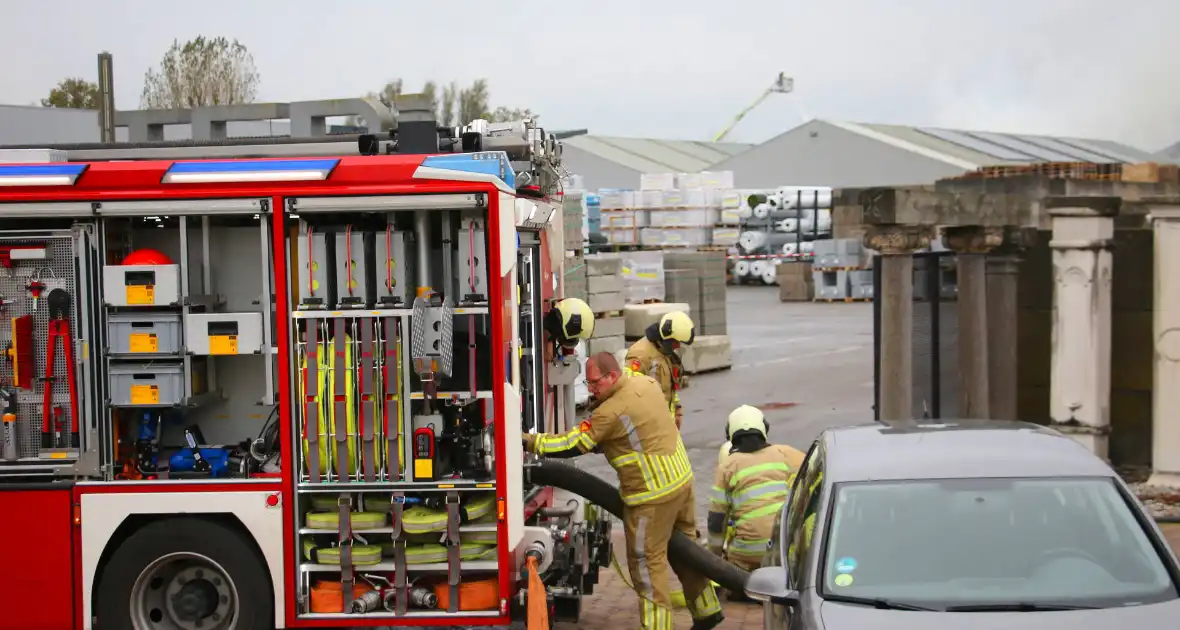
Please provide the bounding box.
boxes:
[95,517,273,630]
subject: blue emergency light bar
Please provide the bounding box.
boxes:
[0,163,88,187]
[162,158,340,184]
[420,152,516,190]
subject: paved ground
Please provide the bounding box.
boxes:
[557,286,875,629]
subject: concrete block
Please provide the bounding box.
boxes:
[588,274,624,294]
[591,316,626,339]
[588,291,625,313]
[587,335,626,356]
[680,334,732,374]
[585,254,624,276]
[814,270,849,300]
[623,302,692,338]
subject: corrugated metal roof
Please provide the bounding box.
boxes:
[563,134,752,173]
[837,121,1155,169]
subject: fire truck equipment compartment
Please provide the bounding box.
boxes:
[7,314,33,389]
[108,362,185,407]
[184,312,264,355]
[102,263,180,307]
[106,312,183,355]
[528,459,752,594]
[120,247,174,266]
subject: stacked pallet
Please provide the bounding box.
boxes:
[776,262,814,301]
[812,239,873,301]
[950,161,1180,184]
[664,251,728,335]
[584,255,627,355]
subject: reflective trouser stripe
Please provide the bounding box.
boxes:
[729,537,770,554]
[690,584,722,618]
[640,597,674,630]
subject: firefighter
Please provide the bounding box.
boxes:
[524,352,723,630]
[624,311,694,429]
[707,405,806,572]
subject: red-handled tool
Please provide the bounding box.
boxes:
[41,289,79,450]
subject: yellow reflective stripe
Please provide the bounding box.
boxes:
[708,486,727,511]
[611,452,639,466]
[691,585,722,618]
[731,461,791,485]
[731,480,788,507]
[622,443,693,505]
[734,501,783,526]
[729,536,770,553]
[535,426,596,454]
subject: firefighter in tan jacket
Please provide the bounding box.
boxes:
[624,311,694,429]
[524,352,723,630]
[707,405,806,571]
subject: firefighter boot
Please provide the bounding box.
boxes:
[689,612,724,630]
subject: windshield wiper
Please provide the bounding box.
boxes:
[945,602,1097,612]
[826,594,937,611]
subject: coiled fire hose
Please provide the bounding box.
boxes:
[527,460,750,601]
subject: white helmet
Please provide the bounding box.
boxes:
[726,404,768,441]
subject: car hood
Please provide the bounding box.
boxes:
[820,598,1180,629]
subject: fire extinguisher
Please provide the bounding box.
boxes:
[412,425,436,481]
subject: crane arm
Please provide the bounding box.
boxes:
[712,88,776,143]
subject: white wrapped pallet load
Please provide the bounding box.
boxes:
[712,227,740,247]
[622,250,665,302]
[640,172,676,190]
[698,170,735,189]
[719,189,742,209]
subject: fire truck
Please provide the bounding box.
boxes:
[0,104,613,629]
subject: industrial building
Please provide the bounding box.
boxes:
[559,132,751,190]
[709,119,1160,189]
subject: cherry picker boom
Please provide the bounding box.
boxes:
[0,103,611,629]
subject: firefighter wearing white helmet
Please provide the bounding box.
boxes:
[624,311,694,428]
[707,405,806,572]
[543,297,595,348]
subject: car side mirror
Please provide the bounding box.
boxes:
[745,566,801,607]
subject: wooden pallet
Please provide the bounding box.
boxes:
[594,309,624,319]
[639,299,663,305]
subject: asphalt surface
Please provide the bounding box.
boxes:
[569,286,876,525]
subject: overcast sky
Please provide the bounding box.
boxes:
[1,0,1176,151]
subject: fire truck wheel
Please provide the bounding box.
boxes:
[95,517,272,630]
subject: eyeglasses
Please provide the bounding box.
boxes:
[586,373,613,386]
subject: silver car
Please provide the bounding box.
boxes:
[744,421,1180,627]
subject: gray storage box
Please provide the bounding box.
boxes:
[107,312,183,355]
[109,362,185,407]
[185,312,264,355]
[103,264,181,307]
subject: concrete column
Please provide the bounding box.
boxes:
[943,226,1005,419]
[1148,204,1180,487]
[865,225,932,421]
[984,230,1031,421]
[1046,197,1119,459]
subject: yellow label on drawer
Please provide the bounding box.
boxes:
[128,333,158,353]
[209,335,238,355]
[414,459,434,479]
[130,384,159,405]
[126,285,154,306]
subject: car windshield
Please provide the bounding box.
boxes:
[820,477,1177,610]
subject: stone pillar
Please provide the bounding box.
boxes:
[1045,197,1118,458]
[984,228,1035,421]
[942,226,1005,419]
[865,225,932,421]
[1148,204,1180,487]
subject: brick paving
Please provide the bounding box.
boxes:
[562,523,1180,629]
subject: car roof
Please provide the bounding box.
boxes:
[821,420,1116,483]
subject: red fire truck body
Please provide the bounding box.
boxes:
[0,129,603,630]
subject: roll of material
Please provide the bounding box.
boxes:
[781,241,816,256]
[752,203,773,220]
[749,260,767,277]
[773,218,798,233]
[733,260,751,277]
[777,187,833,210]
[740,231,800,253]
[760,265,779,285]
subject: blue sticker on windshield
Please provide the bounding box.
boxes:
[835,557,857,573]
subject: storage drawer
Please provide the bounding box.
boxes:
[108,362,185,407]
[107,312,183,355]
[185,312,263,355]
[103,264,181,307]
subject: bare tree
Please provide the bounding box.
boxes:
[440,81,459,126]
[140,36,260,109]
[42,78,100,109]
[487,106,538,122]
[458,79,490,124]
